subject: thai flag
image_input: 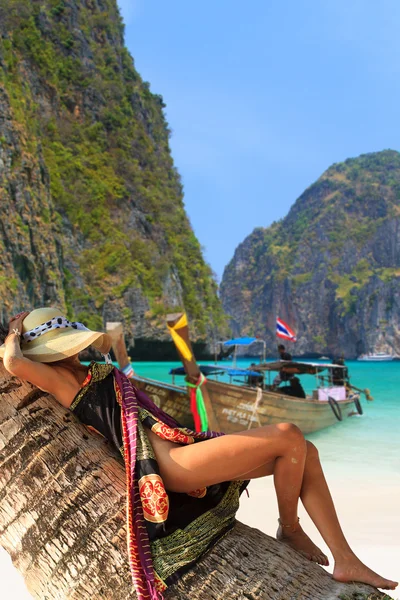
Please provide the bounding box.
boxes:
[276,317,297,342]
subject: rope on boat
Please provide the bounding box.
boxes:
[346,382,373,401]
[248,386,263,430]
[187,373,209,432]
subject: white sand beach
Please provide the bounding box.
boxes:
[237,472,400,599]
[0,547,32,599]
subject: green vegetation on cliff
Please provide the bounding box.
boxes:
[221,150,400,356]
[0,0,225,336]
[226,151,400,312]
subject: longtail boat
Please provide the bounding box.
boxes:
[106,317,372,435]
[165,313,372,435]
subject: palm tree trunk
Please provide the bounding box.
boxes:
[0,365,388,600]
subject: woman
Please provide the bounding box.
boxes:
[0,308,397,599]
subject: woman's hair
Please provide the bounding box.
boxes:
[0,323,8,345]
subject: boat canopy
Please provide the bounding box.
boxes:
[220,337,263,346]
[252,361,346,374]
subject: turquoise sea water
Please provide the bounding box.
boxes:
[132,358,400,481]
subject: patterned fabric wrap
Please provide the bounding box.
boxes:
[113,368,226,600]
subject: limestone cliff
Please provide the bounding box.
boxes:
[0,0,226,343]
[220,150,400,358]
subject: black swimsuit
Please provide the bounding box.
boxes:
[70,362,124,454]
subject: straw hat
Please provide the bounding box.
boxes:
[0,307,112,363]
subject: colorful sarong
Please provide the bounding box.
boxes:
[71,363,247,600]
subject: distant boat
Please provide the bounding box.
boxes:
[357,352,394,362]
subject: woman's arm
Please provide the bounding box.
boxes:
[3,313,60,394]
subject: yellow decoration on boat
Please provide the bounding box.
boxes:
[167,313,193,361]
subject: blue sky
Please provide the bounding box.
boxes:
[117,0,400,281]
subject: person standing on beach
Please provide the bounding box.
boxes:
[0,308,397,598]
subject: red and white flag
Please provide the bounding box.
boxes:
[276,317,297,342]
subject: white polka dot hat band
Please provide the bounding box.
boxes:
[23,316,90,343]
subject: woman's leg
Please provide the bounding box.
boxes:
[234,441,329,565]
[298,441,351,557]
[148,422,306,527]
[150,424,325,563]
[240,440,397,589]
[299,441,397,590]
[150,428,398,590]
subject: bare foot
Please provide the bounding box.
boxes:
[334,554,398,590]
[276,521,329,566]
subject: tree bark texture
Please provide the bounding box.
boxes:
[0,366,390,600]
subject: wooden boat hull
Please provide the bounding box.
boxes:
[132,376,193,428]
[205,380,358,434]
[133,376,359,435]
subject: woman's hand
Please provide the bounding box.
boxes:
[6,311,30,342]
